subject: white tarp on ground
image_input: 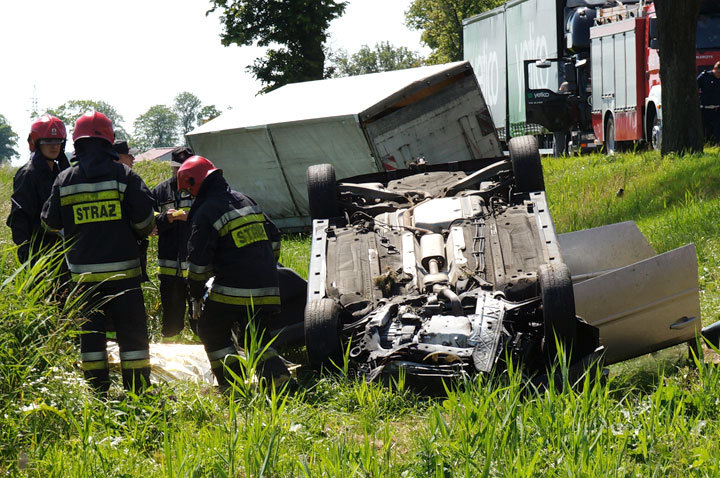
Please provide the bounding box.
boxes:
[187,62,502,230]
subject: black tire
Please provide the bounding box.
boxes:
[509,135,545,193]
[304,298,343,370]
[605,115,616,155]
[307,164,339,220]
[650,114,661,151]
[539,262,577,354]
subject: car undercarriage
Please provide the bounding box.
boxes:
[303,136,602,384]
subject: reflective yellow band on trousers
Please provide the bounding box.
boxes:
[82,360,109,371]
[158,266,188,278]
[158,259,189,277]
[210,355,240,369]
[121,359,151,369]
[187,262,213,281]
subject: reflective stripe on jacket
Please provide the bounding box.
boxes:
[153,176,193,278]
[6,151,70,262]
[185,172,279,310]
[41,144,155,286]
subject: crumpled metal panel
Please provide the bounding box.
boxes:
[470,293,506,372]
[573,244,701,364]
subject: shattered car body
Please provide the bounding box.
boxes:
[304,136,604,382]
[303,135,703,382]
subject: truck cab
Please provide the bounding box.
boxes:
[589,1,720,153]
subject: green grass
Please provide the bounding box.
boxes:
[2,151,720,476]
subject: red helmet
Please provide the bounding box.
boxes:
[28,115,66,152]
[72,111,114,144]
[177,156,219,196]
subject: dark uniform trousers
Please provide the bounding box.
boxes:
[186,173,290,389]
[40,141,156,394]
[80,283,150,393]
[159,274,194,336]
[154,177,194,336]
[198,300,289,390]
[701,108,720,144]
[697,70,720,143]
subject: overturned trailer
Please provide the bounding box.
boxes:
[186,62,501,231]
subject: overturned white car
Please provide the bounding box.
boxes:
[302,136,702,383]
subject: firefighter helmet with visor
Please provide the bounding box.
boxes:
[27,115,67,152]
[177,156,219,197]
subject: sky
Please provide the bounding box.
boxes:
[0,0,429,165]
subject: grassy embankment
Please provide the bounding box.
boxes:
[2,151,720,476]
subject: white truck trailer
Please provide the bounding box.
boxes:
[186,62,502,231]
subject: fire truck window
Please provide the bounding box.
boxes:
[697,15,720,50]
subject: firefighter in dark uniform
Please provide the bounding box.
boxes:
[177,156,291,390]
[41,112,156,393]
[112,140,149,283]
[104,140,149,343]
[697,61,720,143]
[7,115,70,266]
[153,147,195,336]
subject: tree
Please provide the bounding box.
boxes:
[133,105,179,150]
[208,0,348,93]
[198,105,222,125]
[330,42,425,77]
[0,114,18,163]
[174,91,203,138]
[46,99,129,140]
[406,0,502,64]
[655,0,704,154]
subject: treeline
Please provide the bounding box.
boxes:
[44,93,222,151]
[0,92,222,163]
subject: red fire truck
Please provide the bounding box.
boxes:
[590,2,720,153]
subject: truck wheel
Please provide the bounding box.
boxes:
[539,262,577,357]
[305,298,343,371]
[605,116,616,155]
[650,115,662,151]
[509,135,545,193]
[307,164,339,219]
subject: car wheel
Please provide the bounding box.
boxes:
[307,164,339,220]
[539,262,577,355]
[605,116,616,155]
[304,298,343,370]
[509,135,545,193]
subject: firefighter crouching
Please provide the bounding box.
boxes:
[178,156,292,391]
[153,146,195,337]
[7,115,70,266]
[41,112,156,394]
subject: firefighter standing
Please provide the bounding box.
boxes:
[7,115,70,265]
[112,140,149,282]
[41,112,156,393]
[178,156,291,390]
[697,61,720,143]
[153,147,195,336]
